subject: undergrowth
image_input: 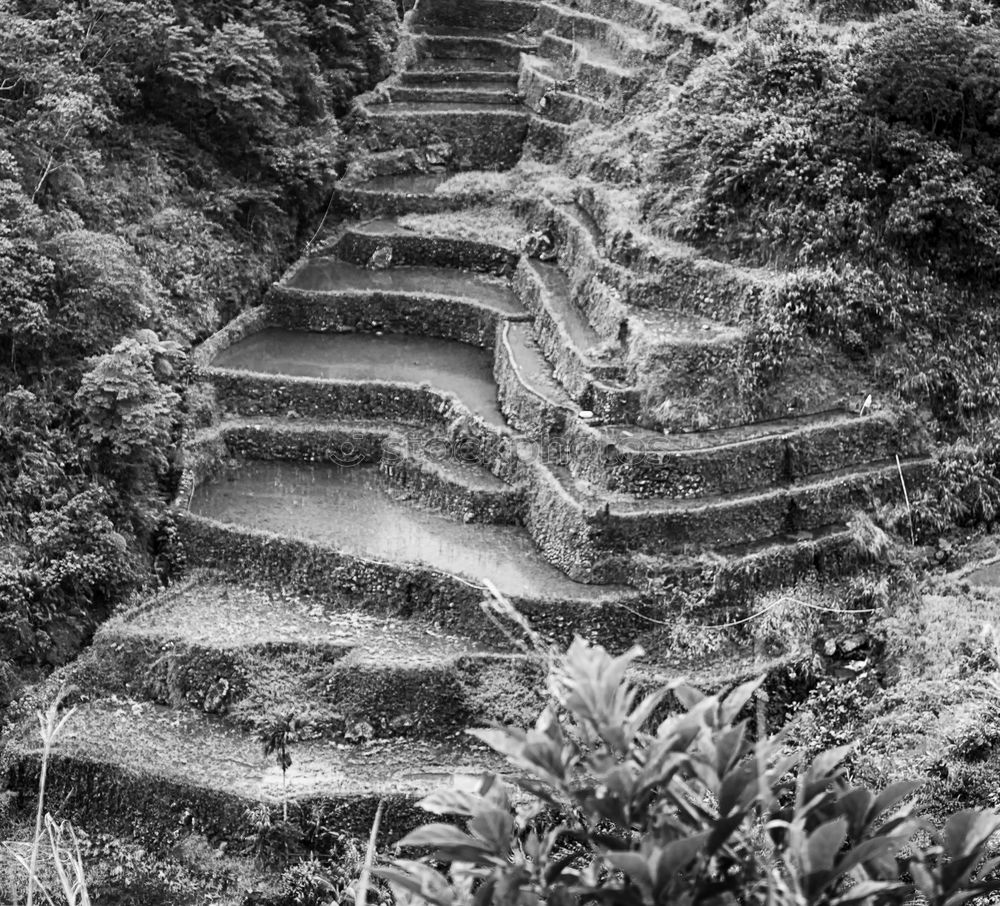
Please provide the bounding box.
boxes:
[1,692,90,905]
[576,3,1000,426]
[380,638,1000,906]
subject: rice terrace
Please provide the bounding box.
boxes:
[4,0,1000,902]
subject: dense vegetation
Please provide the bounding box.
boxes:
[0,0,396,671]
[383,640,1000,906]
[585,2,1000,426]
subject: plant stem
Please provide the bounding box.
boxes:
[26,725,50,906]
[896,454,915,545]
[356,800,385,906]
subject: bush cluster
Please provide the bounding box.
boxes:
[636,10,1000,421]
[382,640,1000,906]
[0,0,397,667]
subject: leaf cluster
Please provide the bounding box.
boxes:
[381,639,1000,906]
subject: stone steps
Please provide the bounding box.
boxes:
[197,235,926,587]
[327,219,517,273]
[1,699,502,856]
[3,0,928,870]
[535,3,660,68]
[173,506,665,657]
[489,302,927,496]
[522,457,931,581]
[268,255,527,348]
[77,577,544,739]
[565,408,927,498]
[414,0,539,31]
[519,57,614,123]
[525,114,577,160]
[186,416,525,525]
[514,199,757,427]
[495,320,577,435]
[517,257,625,381]
[81,574,797,730]
[518,196,874,429]
[543,0,693,33]
[408,56,521,74]
[571,185,782,320]
[186,458,609,598]
[514,258,640,420]
[535,32,648,107]
[388,81,521,105]
[173,488,862,656]
[400,69,520,86]
[337,170,477,217]
[519,51,634,119]
[359,102,529,170]
[412,28,538,66]
[205,325,510,430]
[569,0,722,45]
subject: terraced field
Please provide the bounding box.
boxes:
[2,0,930,872]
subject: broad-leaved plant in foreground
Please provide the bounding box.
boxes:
[380,639,1000,906]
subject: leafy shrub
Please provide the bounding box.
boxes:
[277,858,339,906]
[0,237,55,368]
[0,0,399,669]
[638,14,1000,419]
[736,299,801,402]
[898,434,1000,540]
[809,0,914,23]
[75,334,183,533]
[382,639,1000,906]
[47,230,161,357]
[855,12,1000,147]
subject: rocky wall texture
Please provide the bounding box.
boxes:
[331,229,515,273]
[173,514,687,653]
[415,0,538,30]
[181,420,522,525]
[77,631,543,741]
[493,325,574,438]
[1,750,432,858]
[190,306,269,370]
[356,106,530,170]
[268,285,509,349]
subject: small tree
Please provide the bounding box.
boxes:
[47,231,161,357]
[74,335,181,527]
[381,639,1000,906]
[260,712,306,825]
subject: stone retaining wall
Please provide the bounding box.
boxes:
[174,513,673,653]
[359,105,529,170]
[267,285,509,349]
[331,227,514,273]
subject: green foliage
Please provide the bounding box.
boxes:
[158,20,309,155]
[47,230,161,357]
[260,712,305,776]
[277,858,340,906]
[736,299,800,403]
[75,336,182,481]
[381,639,1000,906]
[857,12,1000,146]
[27,488,137,602]
[0,238,55,368]
[640,13,1000,419]
[0,0,397,666]
[890,433,1000,540]
[809,0,914,23]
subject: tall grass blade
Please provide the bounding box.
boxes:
[895,454,915,545]
[356,799,385,906]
